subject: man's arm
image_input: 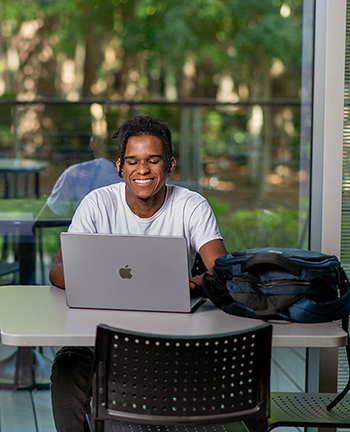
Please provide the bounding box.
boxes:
[189,239,227,296]
[199,238,227,270]
[49,248,65,289]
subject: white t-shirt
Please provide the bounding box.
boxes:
[47,158,121,216]
[69,183,223,271]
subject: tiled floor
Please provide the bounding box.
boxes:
[0,345,56,432]
[0,388,54,432]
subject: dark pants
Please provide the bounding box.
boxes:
[50,347,94,432]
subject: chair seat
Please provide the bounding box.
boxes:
[86,415,249,432]
[268,392,350,430]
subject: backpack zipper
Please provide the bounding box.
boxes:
[229,276,314,290]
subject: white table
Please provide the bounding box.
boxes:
[0,285,347,348]
[0,285,345,432]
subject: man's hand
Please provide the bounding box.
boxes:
[189,275,205,297]
[189,239,227,297]
[49,248,65,289]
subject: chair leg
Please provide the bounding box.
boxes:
[86,414,104,432]
[1,234,8,264]
[258,419,268,432]
[244,419,268,432]
[95,419,104,432]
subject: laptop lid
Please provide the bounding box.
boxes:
[60,232,202,313]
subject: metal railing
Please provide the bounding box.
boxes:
[0,97,303,193]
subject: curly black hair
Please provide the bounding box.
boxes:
[113,115,173,177]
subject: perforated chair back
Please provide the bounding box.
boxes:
[92,323,272,428]
[191,253,207,277]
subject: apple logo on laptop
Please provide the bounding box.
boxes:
[119,265,132,279]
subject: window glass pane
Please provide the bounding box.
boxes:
[342,1,350,274]
[0,1,313,286]
[339,0,350,396]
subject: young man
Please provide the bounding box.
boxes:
[49,115,226,432]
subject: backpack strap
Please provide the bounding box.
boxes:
[241,252,301,277]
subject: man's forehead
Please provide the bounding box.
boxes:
[126,133,162,143]
[125,135,165,155]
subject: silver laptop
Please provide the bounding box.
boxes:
[60,232,204,313]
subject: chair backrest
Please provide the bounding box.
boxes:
[191,253,207,277]
[92,322,272,426]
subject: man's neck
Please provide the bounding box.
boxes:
[125,187,167,219]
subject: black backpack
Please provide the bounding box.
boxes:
[202,247,350,323]
[202,247,350,410]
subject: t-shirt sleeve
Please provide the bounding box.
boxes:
[188,199,223,253]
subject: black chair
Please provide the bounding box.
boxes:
[0,262,19,278]
[191,253,207,277]
[87,322,272,432]
[32,217,71,284]
[268,316,350,430]
[268,392,350,430]
[0,234,19,284]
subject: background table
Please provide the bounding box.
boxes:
[0,158,49,199]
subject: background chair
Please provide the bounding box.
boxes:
[87,322,272,432]
[268,392,350,430]
[0,262,19,281]
[0,233,19,285]
[32,215,71,284]
[268,316,350,430]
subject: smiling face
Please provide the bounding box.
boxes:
[117,134,176,217]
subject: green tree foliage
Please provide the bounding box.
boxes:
[209,198,301,251]
[1,0,303,99]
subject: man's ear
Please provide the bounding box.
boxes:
[116,159,123,177]
[168,157,176,175]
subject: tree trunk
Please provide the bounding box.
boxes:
[179,50,196,98]
[83,32,97,97]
